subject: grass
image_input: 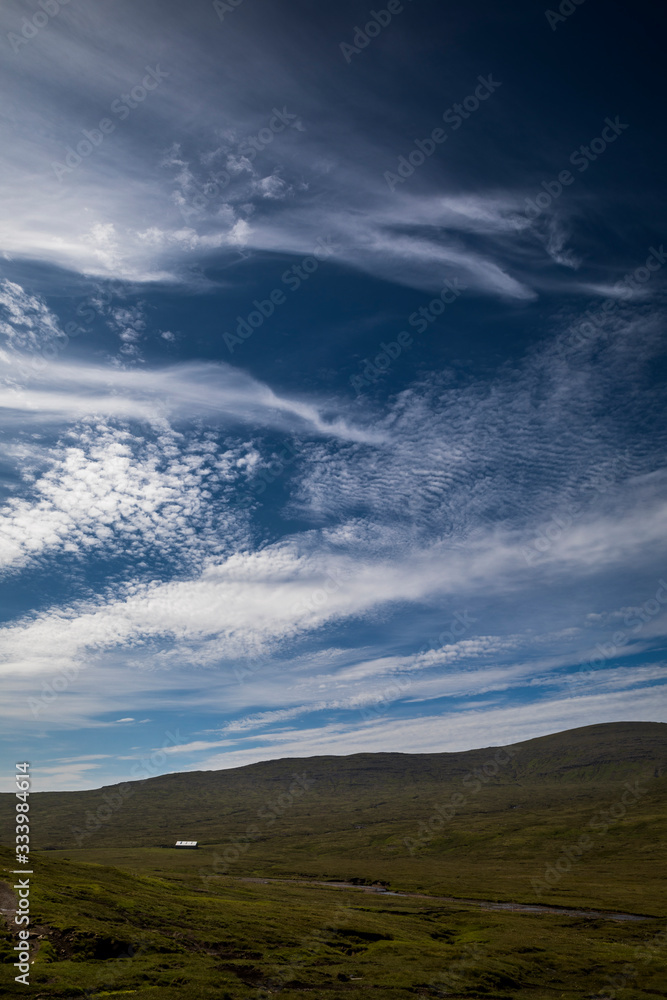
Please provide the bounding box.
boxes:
[1,722,666,996]
[1,846,666,998]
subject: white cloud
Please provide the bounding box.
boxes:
[2,493,666,700]
[0,278,382,444]
[0,421,251,575]
[182,685,667,773]
[0,6,548,296]
[294,302,667,540]
[33,759,107,789]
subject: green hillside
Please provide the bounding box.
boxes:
[3,722,665,849]
[3,843,667,1000]
[0,723,667,1000]
[1,722,666,997]
[1,721,666,912]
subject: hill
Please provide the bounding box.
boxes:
[3,721,665,848]
[1,721,666,914]
[1,722,667,998]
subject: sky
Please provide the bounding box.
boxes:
[0,0,666,791]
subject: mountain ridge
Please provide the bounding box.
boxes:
[1,721,665,854]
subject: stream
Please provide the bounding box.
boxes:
[238,876,653,921]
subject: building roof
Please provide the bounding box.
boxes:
[174,840,198,846]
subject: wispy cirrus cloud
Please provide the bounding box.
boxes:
[293,305,667,537]
[2,490,666,689]
[0,332,382,449]
[0,0,610,298]
[171,684,667,774]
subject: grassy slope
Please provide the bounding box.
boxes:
[1,845,667,999]
[2,722,665,912]
[1,722,666,997]
[8,721,665,848]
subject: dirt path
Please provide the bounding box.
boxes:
[0,879,17,924]
[0,878,45,963]
[237,876,653,921]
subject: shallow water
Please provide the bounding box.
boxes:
[239,876,651,921]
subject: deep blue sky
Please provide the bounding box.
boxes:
[0,0,666,789]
